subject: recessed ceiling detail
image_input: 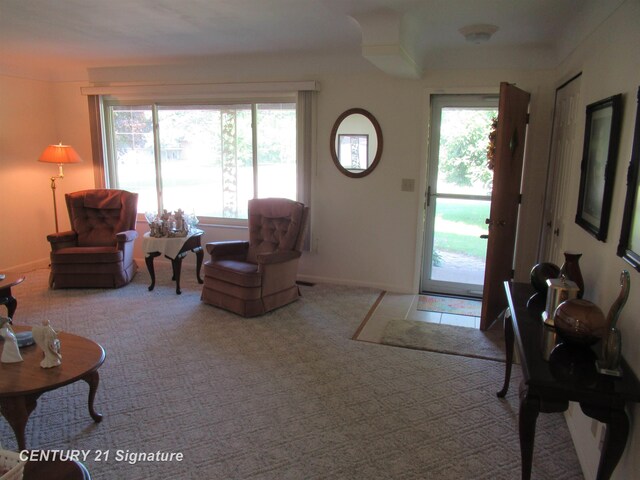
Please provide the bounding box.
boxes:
[458,24,499,44]
[349,9,422,79]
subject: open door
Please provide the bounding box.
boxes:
[480,82,530,330]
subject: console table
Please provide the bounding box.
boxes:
[142,229,204,294]
[499,281,640,480]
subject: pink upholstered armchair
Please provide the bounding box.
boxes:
[201,198,309,317]
[47,189,138,289]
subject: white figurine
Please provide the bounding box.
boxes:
[32,319,62,368]
[0,316,23,363]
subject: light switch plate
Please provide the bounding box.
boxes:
[401,178,415,192]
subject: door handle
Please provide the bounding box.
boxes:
[486,218,506,227]
[480,234,489,239]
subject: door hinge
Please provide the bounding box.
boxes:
[526,113,530,124]
[511,269,515,279]
[518,193,523,204]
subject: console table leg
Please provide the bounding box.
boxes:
[82,370,103,423]
[497,308,514,398]
[519,393,540,480]
[581,404,629,480]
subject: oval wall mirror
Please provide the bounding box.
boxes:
[330,108,383,178]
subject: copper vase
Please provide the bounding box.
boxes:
[560,252,584,298]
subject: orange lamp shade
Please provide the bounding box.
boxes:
[38,143,82,164]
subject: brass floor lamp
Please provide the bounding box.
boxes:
[38,143,82,232]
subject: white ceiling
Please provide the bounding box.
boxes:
[0,0,625,79]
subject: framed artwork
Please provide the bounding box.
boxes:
[617,87,640,271]
[575,94,622,241]
[338,134,369,171]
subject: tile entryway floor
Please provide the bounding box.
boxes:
[356,292,481,343]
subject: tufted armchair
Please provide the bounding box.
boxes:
[201,198,309,317]
[47,189,138,289]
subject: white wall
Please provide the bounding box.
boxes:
[551,1,640,478]
[0,76,95,272]
[2,53,555,292]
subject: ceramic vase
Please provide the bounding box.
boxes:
[560,252,584,298]
[598,270,630,374]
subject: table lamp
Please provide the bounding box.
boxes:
[38,143,82,232]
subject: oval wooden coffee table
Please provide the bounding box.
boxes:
[0,326,105,451]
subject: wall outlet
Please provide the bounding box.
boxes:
[401,178,415,192]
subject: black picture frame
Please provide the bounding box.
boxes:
[617,87,640,271]
[575,94,623,241]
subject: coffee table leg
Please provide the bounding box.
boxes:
[82,370,103,423]
[145,253,160,291]
[0,394,40,451]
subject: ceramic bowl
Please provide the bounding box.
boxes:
[553,299,606,346]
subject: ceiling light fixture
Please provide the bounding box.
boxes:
[459,24,499,44]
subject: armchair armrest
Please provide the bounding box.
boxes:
[46,231,78,251]
[206,241,249,260]
[256,250,301,265]
[116,230,138,243]
[47,231,77,244]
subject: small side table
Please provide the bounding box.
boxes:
[142,229,204,294]
[0,274,25,320]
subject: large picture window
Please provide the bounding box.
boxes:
[103,100,297,220]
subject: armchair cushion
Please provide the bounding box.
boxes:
[206,241,250,259]
[67,189,138,247]
[203,260,261,288]
[51,247,123,264]
[246,198,306,263]
[256,250,301,265]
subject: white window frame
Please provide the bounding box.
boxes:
[100,95,298,226]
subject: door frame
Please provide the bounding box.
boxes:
[412,87,500,295]
[538,73,583,263]
[420,93,499,297]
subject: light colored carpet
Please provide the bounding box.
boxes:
[417,295,481,317]
[0,265,583,479]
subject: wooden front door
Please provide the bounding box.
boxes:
[480,82,530,330]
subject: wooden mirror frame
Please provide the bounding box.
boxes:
[330,108,383,178]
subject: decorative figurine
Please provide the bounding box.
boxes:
[32,319,62,368]
[147,208,192,237]
[0,315,23,363]
[597,270,630,376]
[175,208,185,231]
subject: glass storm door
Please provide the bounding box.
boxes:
[421,95,498,297]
